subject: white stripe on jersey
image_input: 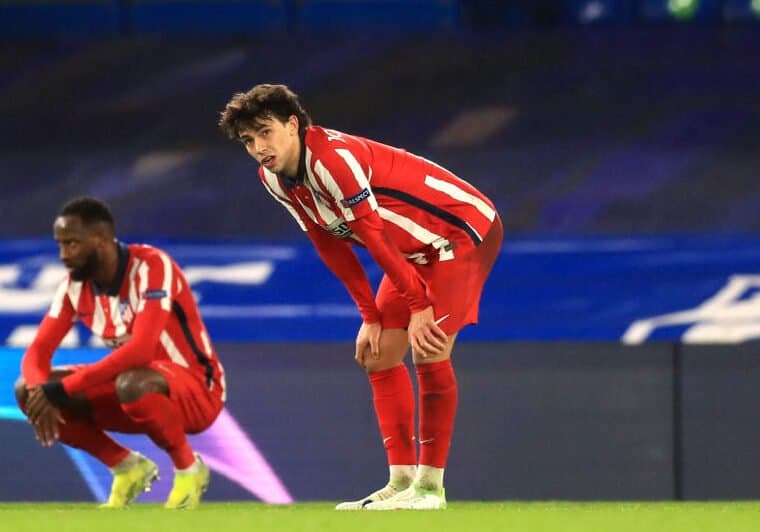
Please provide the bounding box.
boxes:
[136,262,149,313]
[313,149,378,221]
[48,280,68,318]
[110,297,127,337]
[292,194,319,226]
[378,207,455,261]
[160,331,190,368]
[91,297,107,337]
[424,175,496,222]
[69,282,82,311]
[303,148,335,224]
[262,167,308,231]
[128,259,141,311]
[200,330,213,356]
[201,330,227,401]
[157,251,173,311]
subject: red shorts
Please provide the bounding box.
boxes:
[66,360,223,435]
[377,215,503,335]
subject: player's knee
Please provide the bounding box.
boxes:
[115,369,167,403]
[14,376,27,407]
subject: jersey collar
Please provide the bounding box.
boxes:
[92,241,129,297]
[280,129,308,189]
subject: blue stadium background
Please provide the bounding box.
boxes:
[1,0,760,503]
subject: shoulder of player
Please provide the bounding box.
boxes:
[304,125,359,152]
[125,243,176,269]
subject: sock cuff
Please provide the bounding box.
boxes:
[369,363,408,382]
[415,359,453,376]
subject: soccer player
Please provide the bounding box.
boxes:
[14,197,226,509]
[219,84,502,510]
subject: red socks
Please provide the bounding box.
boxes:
[55,413,131,468]
[369,360,458,469]
[17,399,131,468]
[416,359,458,468]
[120,392,194,469]
[369,364,416,465]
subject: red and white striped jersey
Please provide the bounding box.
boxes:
[22,242,226,400]
[260,126,497,266]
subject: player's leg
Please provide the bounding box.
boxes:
[336,277,416,510]
[336,326,414,509]
[365,336,457,511]
[115,368,198,470]
[14,368,158,508]
[367,215,504,511]
[15,368,133,467]
[127,361,222,509]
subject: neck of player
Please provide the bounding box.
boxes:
[93,240,120,291]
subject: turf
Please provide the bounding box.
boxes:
[1,502,759,532]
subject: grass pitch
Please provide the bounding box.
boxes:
[1,501,759,532]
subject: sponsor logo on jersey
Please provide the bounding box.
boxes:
[324,219,354,239]
[340,188,371,208]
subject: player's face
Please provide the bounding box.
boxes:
[238,115,300,176]
[53,215,102,281]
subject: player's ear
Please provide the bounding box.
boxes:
[288,115,299,135]
[92,223,112,247]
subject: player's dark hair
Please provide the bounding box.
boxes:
[59,197,115,231]
[218,83,312,139]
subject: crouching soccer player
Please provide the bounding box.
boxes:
[15,197,226,509]
[219,84,502,510]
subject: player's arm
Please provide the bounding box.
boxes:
[347,212,431,313]
[22,280,73,445]
[310,140,430,313]
[44,255,173,403]
[313,142,445,355]
[21,280,75,387]
[306,226,380,324]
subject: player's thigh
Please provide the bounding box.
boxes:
[412,332,458,365]
[147,360,222,434]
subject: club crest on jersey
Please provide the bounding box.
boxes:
[340,188,370,208]
[315,191,332,207]
[142,289,167,300]
[119,300,134,324]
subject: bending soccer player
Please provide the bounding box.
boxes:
[15,197,226,509]
[219,84,502,510]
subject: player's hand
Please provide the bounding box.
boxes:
[26,386,64,447]
[408,306,448,358]
[355,321,382,368]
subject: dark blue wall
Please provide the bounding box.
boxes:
[0,0,758,38]
[4,341,760,502]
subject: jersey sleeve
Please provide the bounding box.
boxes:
[348,211,431,313]
[310,139,378,222]
[306,226,380,324]
[61,251,174,395]
[21,278,75,386]
[260,167,312,231]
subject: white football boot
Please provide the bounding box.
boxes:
[335,484,405,510]
[364,484,447,510]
